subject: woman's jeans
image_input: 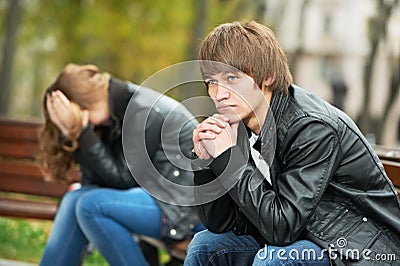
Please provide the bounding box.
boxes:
[185,230,330,265]
[40,186,161,266]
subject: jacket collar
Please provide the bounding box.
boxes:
[267,86,291,130]
[108,77,133,122]
[253,86,290,164]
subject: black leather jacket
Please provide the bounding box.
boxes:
[75,77,200,242]
[194,85,400,265]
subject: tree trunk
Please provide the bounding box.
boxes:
[378,51,400,143]
[177,0,210,117]
[357,0,398,143]
[357,27,378,135]
[0,0,22,116]
[187,0,208,61]
[288,0,309,78]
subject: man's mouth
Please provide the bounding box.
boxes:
[217,104,234,112]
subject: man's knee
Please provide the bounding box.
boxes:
[186,230,230,266]
[186,230,260,265]
[187,230,222,253]
[253,240,330,265]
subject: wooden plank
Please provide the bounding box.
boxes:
[0,160,43,179]
[0,118,41,159]
[0,118,41,142]
[0,174,70,197]
[381,159,400,188]
[375,145,400,163]
[0,198,57,220]
[0,141,40,159]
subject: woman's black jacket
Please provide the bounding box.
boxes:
[74,77,199,241]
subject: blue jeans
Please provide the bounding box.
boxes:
[185,230,330,265]
[40,186,161,266]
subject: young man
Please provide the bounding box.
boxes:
[186,21,400,265]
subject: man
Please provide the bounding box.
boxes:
[185,21,400,265]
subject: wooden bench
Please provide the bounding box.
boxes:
[0,117,78,220]
[374,144,400,198]
[0,117,183,266]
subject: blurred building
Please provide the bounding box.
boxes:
[264,0,400,146]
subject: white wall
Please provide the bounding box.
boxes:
[264,0,400,145]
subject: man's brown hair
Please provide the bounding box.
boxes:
[199,20,292,93]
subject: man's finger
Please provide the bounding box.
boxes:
[206,116,228,127]
[211,113,230,122]
[197,123,223,135]
[198,142,211,160]
[198,131,216,140]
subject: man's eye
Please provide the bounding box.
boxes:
[206,80,217,85]
[227,76,238,81]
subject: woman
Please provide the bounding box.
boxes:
[38,63,200,266]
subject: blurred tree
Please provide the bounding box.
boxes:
[187,0,208,61]
[172,0,208,108]
[288,0,309,78]
[357,0,399,143]
[0,0,22,116]
[3,0,266,119]
[174,0,269,113]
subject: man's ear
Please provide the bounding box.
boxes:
[263,75,275,88]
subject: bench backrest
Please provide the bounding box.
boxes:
[374,145,400,197]
[0,117,75,198]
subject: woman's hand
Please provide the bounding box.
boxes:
[46,90,89,140]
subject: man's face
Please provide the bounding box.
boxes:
[205,71,267,124]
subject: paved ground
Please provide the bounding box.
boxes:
[0,259,36,266]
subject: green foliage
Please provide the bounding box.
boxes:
[0,0,261,119]
[24,0,197,81]
[0,217,47,262]
[0,217,107,265]
[0,217,172,265]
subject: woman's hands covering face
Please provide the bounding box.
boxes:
[46,90,89,141]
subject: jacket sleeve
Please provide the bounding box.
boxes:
[75,109,162,189]
[73,126,135,188]
[208,119,341,245]
[193,154,237,232]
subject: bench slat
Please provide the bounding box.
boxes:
[0,141,40,159]
[0,160,43,178]
[375,145,400,163]
[0,174,69,197]
[0,118,40,141]
[0,198,57,220]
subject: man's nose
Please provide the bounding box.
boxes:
[214,83,230,101]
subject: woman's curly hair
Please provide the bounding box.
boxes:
[37,88,78,182]
[36,64,107,182]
